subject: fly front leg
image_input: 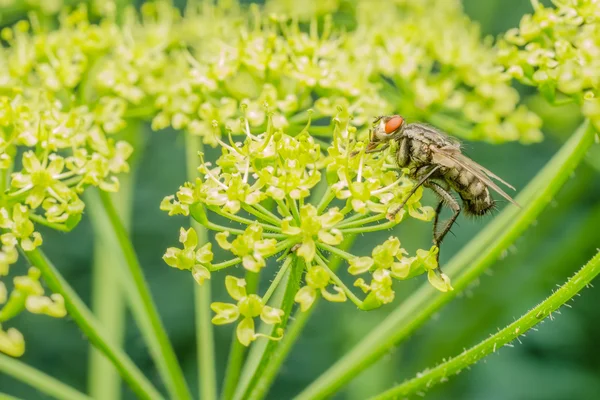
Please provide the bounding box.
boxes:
[365,142,390,154]
[424,181,461,266]
[386,165,440,221]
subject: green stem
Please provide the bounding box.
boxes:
[371,250,600,399]
[295,120,597,400]
[96,190,192,400]
[87,175,133,400]
[317,242,355,261]
[251,204,283,224]
[210,206,282,232]
[316,187,335,214]
[262,257,293,304]
[27,214,72,232]
[0,353,91,400]
[275,199,292,218]
[0,393,19,400]
[211,257,243,271]
[220,272,261,400]
[246,235,357,400]
[232,257,304,400]
[336,213,386,229]
[339,220,396,234]
[185,132,218,400]
[288,196,301,222]
[21,247,162,400]
[242,205,282,227]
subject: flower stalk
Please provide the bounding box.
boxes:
[371,250,600,399]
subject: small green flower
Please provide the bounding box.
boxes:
[282,205,344,262]
[216,225,277,272]
[295,264,346,311]
[0,324,25,357]
[163,227,213,285]
[10,152,71,209]
[211,276,284,346]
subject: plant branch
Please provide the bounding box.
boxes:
[371,250,600,399]
[21,247,162,400]
[295,120,597,399]
[95,189,192,400]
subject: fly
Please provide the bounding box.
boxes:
[365,115,520,265]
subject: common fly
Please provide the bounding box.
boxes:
[365,115,519,264]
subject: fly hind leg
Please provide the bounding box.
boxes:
[424,181,461,266]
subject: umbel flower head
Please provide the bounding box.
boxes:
[497,0,600,130]
[162,108,451,345]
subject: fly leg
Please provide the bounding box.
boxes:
[386,165,440,221]
[424,181,461,266]
[365,142,390,154]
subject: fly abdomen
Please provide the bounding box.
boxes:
[461,186,494,216]
[450,170,494,216]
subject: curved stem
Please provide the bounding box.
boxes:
[27,214,72,232]
[96,190,192,400]
[0,353,91,400]
[21,247,162,400]
[295,120,597,400]
[371,250,600,399]
[185,132,218,400]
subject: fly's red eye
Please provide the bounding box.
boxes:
[384,116,404,134]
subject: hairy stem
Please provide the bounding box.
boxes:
[371,250,600,399]
[247,235,357,400]
[295,120,596,399]
[233,256,304,400]
[220,272,260,400]
[95,189,192,400]
[0,353,91,400]
[21,248,162,400]
[185,132,218,400]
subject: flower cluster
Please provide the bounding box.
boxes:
[0,0,543,354]
[162,110,449,345]
[498,0,600,130]
[344,0,543,143]
[0,267,66,357]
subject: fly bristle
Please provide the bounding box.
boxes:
[462,198,495,218]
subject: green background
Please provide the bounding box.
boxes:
[2,0,600,399]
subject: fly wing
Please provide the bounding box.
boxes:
[429,145,520,207]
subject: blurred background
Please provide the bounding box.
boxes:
[1,0,600,399]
